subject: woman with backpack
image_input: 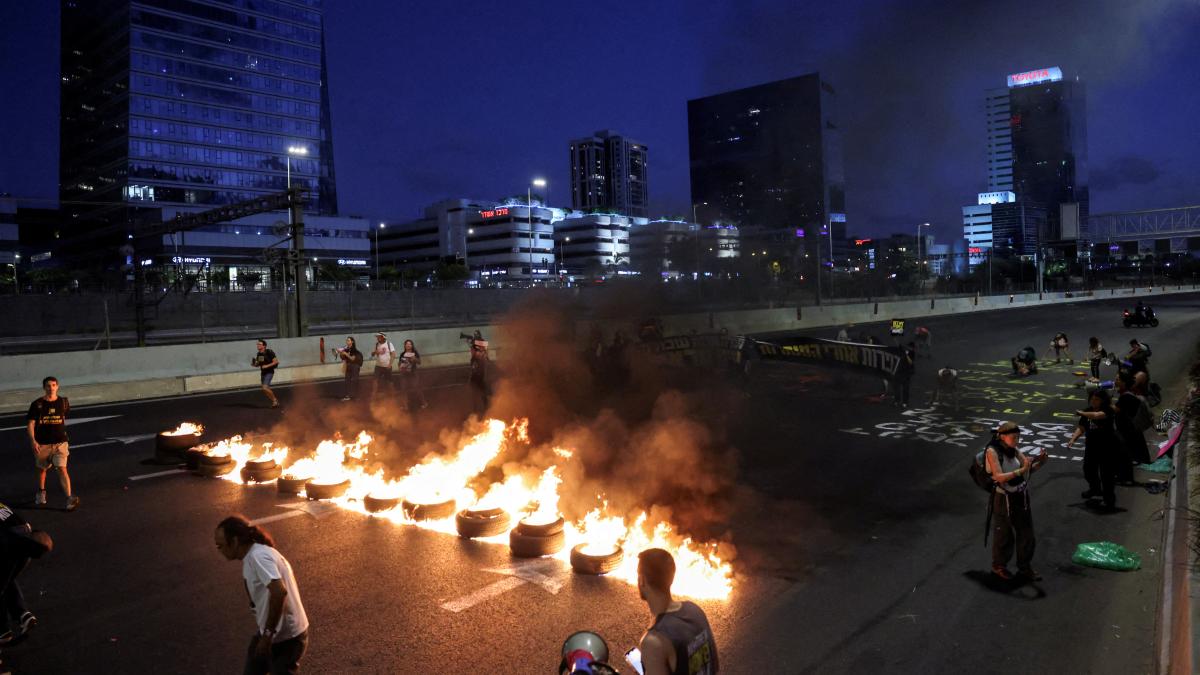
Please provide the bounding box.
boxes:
[1067,388,1121,510]
[983,421,1048,581]
[334,337,364,401]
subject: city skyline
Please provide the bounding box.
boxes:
[2,0,1198,243]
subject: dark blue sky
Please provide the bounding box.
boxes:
[2,0,1198,242]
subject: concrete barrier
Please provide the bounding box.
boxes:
[2,286,1195,412]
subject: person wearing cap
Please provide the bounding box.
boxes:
[985,421,1048,581]
[371,333,396,397]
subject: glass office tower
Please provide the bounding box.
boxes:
[60,0,338,218]
[687,73,845,241]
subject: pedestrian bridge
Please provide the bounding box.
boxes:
[1088,205,1200,243]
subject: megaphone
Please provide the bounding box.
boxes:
[560,631,615,674]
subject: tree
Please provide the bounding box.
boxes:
[238,272,263,290]
[434,261,469,281]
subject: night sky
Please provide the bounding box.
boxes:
[2,0,1198,242]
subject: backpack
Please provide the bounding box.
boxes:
[1145,382,1162,408]
[969,447,996,492]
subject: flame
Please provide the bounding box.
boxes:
[165,422,203,436]
[206,419,733,598]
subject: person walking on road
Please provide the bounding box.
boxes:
[215,515,309,675]
[0,502,51,648]
[397,339,427,411]
[334,337,363,401]
[27,377,79,511]
[985,422,1048,581]
[1086,337,1107,380]
[251,340,280,408]
[892,342,915,408]
[636,548,719,675]
[1068,388,1121,510]
[370,333,395,397]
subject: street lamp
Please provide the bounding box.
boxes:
[286,145,307,190]
[916,222,930,280]
[374,222,385,281]
[559,236,570,276]
[465,227,474,282]
[8,253,18,295]
[528,178,546,283]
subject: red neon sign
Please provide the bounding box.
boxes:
[969,247,983,254]
[854,238,872,246]
[479,207,510,219]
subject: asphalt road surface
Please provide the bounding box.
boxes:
[0,293,1197,674]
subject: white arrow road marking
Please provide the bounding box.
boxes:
[0,415,122,432]
[128,468,189,481]
[75,433,160,450]
[250,501,340,526]
[441,558,569,613]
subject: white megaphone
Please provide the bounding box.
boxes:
[560,631,618,674]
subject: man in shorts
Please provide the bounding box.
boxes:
[251,339,279,408]
[26,377,79,511]
[371,332,396,397]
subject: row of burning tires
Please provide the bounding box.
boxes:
[177,445,622,575]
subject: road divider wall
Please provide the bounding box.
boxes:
[0,286,1193,413]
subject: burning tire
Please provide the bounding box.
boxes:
[569,544,624,575]
[509,527,565,558]
[199,453,233,466]
[513,516,565,537]
[246,458,277,471]
[241,464,282,483]
[363,495,401,513]
[401,498,457,521]
[184,447,212,470]
[195,458,235,478]
[305,479,350,500]
[455,508,512,538]
[277,476,309,495]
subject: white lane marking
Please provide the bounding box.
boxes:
[0,415,122,432]
[441,577,528,613]
[110,433,158,444]
[72,439,119,450]
[128,468,188,481]
[440,558,570,613]
[249,511,306,526]
[249,501,340,526]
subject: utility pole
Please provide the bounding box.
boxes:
[290,188,308,337]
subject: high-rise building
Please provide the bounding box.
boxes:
[569,131,648,218]
[985,88,1014,192]
[687,72,846,261]
[60,0,339,218]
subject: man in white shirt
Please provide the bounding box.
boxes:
[215,515,309,674]
[372,332,396,397]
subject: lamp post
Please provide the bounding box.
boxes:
[528,178,546,283]
[465,227,474,282]
[916,222,930,282]
[559,236,570,276]
[8,253,18,295]
[374,222,385,282]
[286,145,307,190]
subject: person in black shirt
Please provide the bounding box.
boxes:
[1068,388,1121,510]
[334,337,363,401]
[251,339,279,408]
[26,377,79,511]
[636,548,718,675]
[0,502,50,648]
[892,342,915,408]
[1113,372,1151,470]
[467,332,490,414]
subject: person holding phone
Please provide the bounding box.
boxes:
[635,548,718,675]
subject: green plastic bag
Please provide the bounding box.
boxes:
[1071,541,1141,571]
[1138,457,1173,474]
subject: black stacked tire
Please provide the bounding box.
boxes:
[513,517,564,537]
[569,544,623,575]
[455,508,512,538]
[305,479,350,500]
[401,499,457,521]
[509,527,565,558]
[156,431,202,463]
[195,455,234,478]
[277,476,309,495]
[364,495,402,513]
[241,464,282,483]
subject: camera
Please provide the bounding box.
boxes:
[460,331,488,350]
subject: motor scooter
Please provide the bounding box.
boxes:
[1123,307,1159,328]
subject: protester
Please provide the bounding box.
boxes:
[214,516,309,675]
[1050,332,1072,364]
[468,331,490,413]
[1086,337,1107,380]
[1011,346,1038,376]
[371,332,396,397]
[26,377,79,511]
[636,548,719,675]
[892,342,915,408]
[334,336,363,401]
[1125,339,1150,377]
[929,366,959,411]
[251,340,280,408]
[1113,372,1152,470]
[914,325,931,357]
[1068,388,1121,510]
[985,422,1048,581]
[0,502,50,650]
[397,339,427,411]
[836,325,850,342]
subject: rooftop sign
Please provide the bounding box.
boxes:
[1007,67,1062,88]
[978,191,1016,205]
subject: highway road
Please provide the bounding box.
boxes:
[0,292,1196,674]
